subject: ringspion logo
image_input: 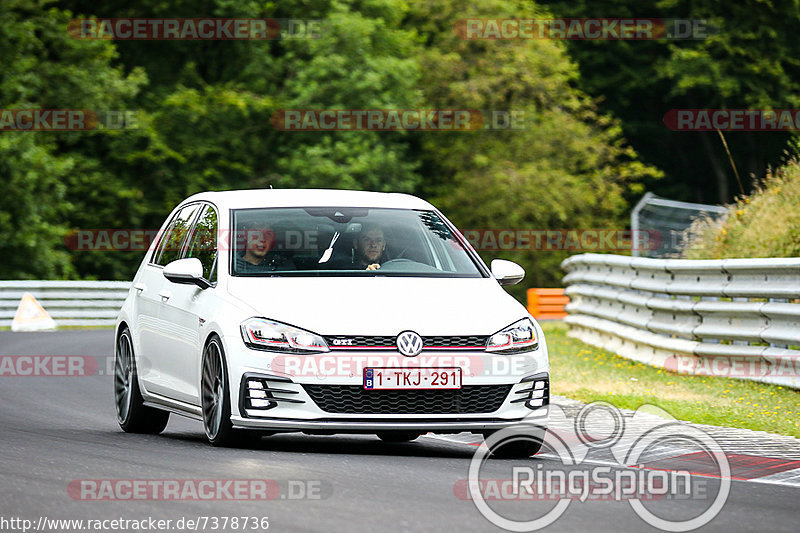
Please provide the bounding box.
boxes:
[464,402,730,531]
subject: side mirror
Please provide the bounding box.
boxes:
[163,258,211,289]
[491,259,525,286]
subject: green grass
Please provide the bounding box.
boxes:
[542,322,800,437]
[683,156,800,258]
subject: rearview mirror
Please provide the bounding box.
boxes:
[490,259,525,286]
[163,258,211,289]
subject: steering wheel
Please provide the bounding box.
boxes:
[391,245,411,260]
[381,258,415,266]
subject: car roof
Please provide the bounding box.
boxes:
[183,189,435,211]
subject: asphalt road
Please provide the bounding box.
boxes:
[1,330,798,532]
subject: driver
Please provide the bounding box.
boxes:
[236,222,294,273]
[352,224,386,270]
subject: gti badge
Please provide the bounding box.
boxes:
[332,338,355,346]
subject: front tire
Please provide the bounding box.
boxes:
[483,428,546,459]
[201,336,254,447]
[114,327,170,434]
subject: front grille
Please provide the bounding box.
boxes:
[324,335,488,350]
[302,385,512,414]
[425,335,487,348]
[325,335,395,348]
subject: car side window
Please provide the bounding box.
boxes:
[185,204,218,283]
[153,203,201,266]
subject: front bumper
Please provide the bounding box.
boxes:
[231,414,546,433]
[224,334,549,434]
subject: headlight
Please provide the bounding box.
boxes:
[486,318,538,353]
[241,318,329,353]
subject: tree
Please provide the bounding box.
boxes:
[406,0,661,297]
[537,0,800,203]
[0,0,145,278]
[43,0,428,279]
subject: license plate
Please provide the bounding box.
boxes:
[363,368,462,390]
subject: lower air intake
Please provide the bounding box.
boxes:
[302,385,512,414]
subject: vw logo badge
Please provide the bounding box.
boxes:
[396,331,423,357]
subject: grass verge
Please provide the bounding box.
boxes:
[543,322,800,437]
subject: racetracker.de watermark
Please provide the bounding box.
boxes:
[270,109,532,131]
[0,110,138,131]
[64,228,661,253]
[68,479,330,501]
[460,229,661,252]
[665,354,800,379]
[68,18,322,40]
[270,353,541,380]
[664,109,800,131]
[0,355,98,377]
[454,18,714,40]
[63,228,319,252]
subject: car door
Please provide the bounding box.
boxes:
[137,202,202,398]
[158,203,219,405]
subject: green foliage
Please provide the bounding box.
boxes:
[0,133,74,278]
[407,0,660,297]
[2,0,661,284]
[683,157,800,258]
[0,0,145,279]
[268,2,423,191]
[538,0,800,203]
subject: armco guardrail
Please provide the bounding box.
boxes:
[0,280,130,328]
[561,254,800,388]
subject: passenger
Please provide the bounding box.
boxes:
[235,222,294,273]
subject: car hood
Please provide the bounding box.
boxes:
[225,276,528,336]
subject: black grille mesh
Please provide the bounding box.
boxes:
[302,385,512,414]
[324,335,487,349]
[425,335,487,348]
[325,336,395,348]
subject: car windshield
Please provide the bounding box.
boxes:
[230,207,484,278]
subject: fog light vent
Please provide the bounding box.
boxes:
[240,373,305,418]
[245,378,276,411]
[511,373,549,410]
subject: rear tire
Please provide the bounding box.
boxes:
[114,328,170,434]
[376,431,422,443]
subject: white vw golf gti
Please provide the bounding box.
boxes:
[115,189,549,456]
